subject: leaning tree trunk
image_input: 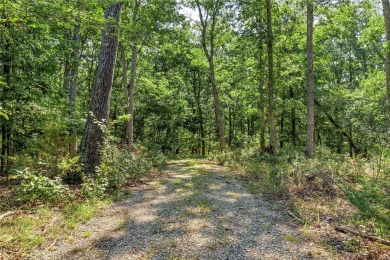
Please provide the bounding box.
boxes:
[195,0,227,152]
[80,2,122,175]
[266,0,275,153]
[305,0,315,158]
[382,0,390,147]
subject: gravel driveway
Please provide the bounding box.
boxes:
[30,159,338,260]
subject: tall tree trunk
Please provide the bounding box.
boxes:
[127,44,137,147]
[80,2,122,175]
[126,0,140,148]
[1,23,11,179]
[209,56,226,152]
[280,110,284,148]
[266,0,275,153]
[290,87,297,146]
[1,124,6,177]
[69,22,81,156]
[195,0,227,152]
[195,71,206,156]
[256,11,266,151]
[383,0,390,146]
[305,0,315,158]
[120,43,129,144]
[228,106,233,146]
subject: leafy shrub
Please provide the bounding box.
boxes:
[146,150,167,170]
[57,155,83,184]
[16,168,74,203]
[81,171,108,199]
[100,144,165,190]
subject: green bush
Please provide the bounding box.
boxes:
[81,170,109,199]
[146,150,167,170]
[100,144,165,190]
[16,168,74,203]
[57,155,83,184]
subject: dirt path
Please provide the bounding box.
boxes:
[30,159,339,259]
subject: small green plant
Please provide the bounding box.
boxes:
[81,173,109,199]
[16,168,74,203]
[58,155,82,184]
[100,143,163,190]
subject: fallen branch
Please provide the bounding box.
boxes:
[334,225,390,246]
[287,210,303,224]
[0,210,24,221]
[45,239,57,251]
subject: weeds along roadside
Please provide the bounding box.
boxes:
[211,146,390,254]
[0,143,166,258]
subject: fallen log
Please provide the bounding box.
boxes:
[334,225,390,246]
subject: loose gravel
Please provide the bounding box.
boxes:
[29,159,339,259]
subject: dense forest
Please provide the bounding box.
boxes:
[1,0,390,258]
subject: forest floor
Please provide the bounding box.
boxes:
[29,159,341,259]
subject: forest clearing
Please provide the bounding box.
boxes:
[1,0,390,259]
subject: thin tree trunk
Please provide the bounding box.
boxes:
[337,132,343,154]
[128,44,137,147]
[306,0,315,158]
[80,2,123,175]
[120,43,129,144]
[69,22,81,156]
[349,126,353,157]
[1,124,6,177]
[290,87,296,146]
[256,11,266,151]
[195,71,206,156]
[266,0,275,153]
[209,56,226,152]
[1,23,11,179]
[229,106,233,146]
[63,27,72,90]
[195,0,227,152]
[280,110,284,148]
[383,0,390,146]
[126,0,140,148]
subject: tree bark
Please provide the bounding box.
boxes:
[69,22,81,156]
[120,43,129,144]
[1,124,6,177]
[195,0,227,152]
[382,0,390,147]
[1,23,11,179]
[228,106,233,147]
[126,0,140,148]
[80,2,122,175]
[259,47,266,150]
[290,87,296,146]
[306,0,315,158]
[280,110,284,148]
[195,71,206,156]
[266,0,275,153]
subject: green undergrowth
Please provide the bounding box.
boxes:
[0,199,111,255]
[0,143,167,255]
[212,146,390,239]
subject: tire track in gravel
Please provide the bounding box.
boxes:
[30,159,339,260]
